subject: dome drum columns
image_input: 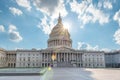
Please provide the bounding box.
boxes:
[48,39,72,48]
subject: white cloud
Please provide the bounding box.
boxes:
[77,42,99,51]
[98,2,102,8]
[9,7,23,16]
[70,0,88,17]
[69,0,109,28]
[34,0,67,19]
[0,25,5,32]
[0,10,2,13]
[113,10,120,45]
[34,0,67,34]
[16,0,31,11]
[103,1,113,9]
[86,4,109,24]
[114,29,120,45]
[113,9,120,26]
[37,15,54,34]
[8,25,23,42]
[101,48,111,52]
[77,42,111,51]
[8,24,17,32]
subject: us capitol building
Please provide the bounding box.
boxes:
[0,15,120,68]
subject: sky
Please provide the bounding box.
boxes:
[0,0,120,51]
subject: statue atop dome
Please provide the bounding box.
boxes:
[58,13,62,23]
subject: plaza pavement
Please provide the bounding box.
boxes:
[42,68,120,80]
[0,68,120,80]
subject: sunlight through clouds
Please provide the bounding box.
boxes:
[63,22,72,32]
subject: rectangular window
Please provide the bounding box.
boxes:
[20,58,21,61]
[28,57,30,61]
[23,58,25,61]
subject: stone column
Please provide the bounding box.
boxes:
[57,40,58,46]
[42,53,44,62]
[56,40,57,46]
[78,53,79,62]
[62,40,63,46]
[65,53,66,62]
[47,53,48,67]
[59,53,61,62]
[63,53,64,62]
[51,53,52,61]
[63,40,64,45]
[55,40,56,46]
[58,40,59,45]
[66,53,67,62]
[62,53,64,62]
[58,53,60,62]
[53,40,55,46]
[66,53,68,62]
[57,53,58,62]
[65,40,66,45]
[57,53,59,62]
[60,53,61,62]
[68,53,70,61]
[43,53,44,67]
[76,53,78,61]
[72,53,73,61]
[64,53,65,62]
[52,41,54,46]
[59,53,60,62]
[47,53,48,62]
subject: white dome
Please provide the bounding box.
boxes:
[48,14,72,48]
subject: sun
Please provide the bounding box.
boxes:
[63,22,71,31]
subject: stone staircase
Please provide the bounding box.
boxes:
[57,62,73,67]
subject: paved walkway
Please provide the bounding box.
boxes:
[42,68,93,80]
[0,68,120,80]
[42,68,120,80]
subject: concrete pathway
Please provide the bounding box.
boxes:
[42,68,120,80]
[0,68,120,80]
